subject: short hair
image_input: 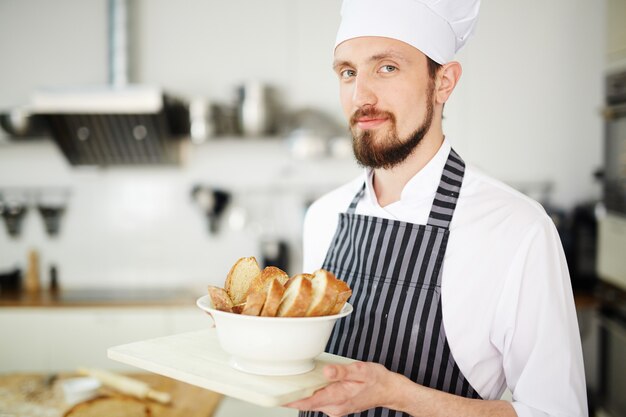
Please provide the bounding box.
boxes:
[427,56,442,80]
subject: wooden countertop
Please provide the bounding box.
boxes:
[0,372,223,417]
[0,288,602,309]
[0,288,199,308]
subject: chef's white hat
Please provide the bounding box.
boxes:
[334,0,481,64]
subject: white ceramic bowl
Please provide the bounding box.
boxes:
[61,377,101,405]
[196,295,352,376]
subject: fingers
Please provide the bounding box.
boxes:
[283,386,332,410]
[284,398,307,409]
[325,361,369,382]
[285,363,369,410]
[285,383,350,411]
[285,362,388,414]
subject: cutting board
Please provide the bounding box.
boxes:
[107,329,355,407]
[0,373,222,417]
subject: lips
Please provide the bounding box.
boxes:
[355,117,389,129]
[351,108,394,131]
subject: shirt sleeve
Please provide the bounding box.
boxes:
[491,215,588,417]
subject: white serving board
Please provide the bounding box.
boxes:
[107,329,355,407]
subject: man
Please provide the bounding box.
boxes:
[287,0,587,416]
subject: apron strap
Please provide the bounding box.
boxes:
[345,148,465,228]
[426,148,465,229]
[346,183,366,214]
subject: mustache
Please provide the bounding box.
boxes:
[350,107,395,127]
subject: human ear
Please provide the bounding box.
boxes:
[435,61,462,104]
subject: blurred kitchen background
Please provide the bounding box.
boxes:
[0,0,625,416]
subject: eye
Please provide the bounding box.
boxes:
[339,69,356,79]
[380,65,397,73]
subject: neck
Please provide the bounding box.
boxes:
[372,129,444,207]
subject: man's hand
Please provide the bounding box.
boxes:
[285,361,400,417]
[285,362,517,417]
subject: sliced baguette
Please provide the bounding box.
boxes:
[225,257,261,305]
[232,303,246,314]
[329,277,352,315]
[260,278,285,317]
[63,395,150,417]
[245,266,288,298]
[241,291,266,316]
[305,270,339,317]
[277,275,313,317]
[207,285,234,312]
[284,273,313,289]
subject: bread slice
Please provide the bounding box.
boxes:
[284,273,313,289]
[329,277,352,315]
[241,291,266,316]
[260,278,285,317]
[245,266,288,298]
[225,257,261,305]
[207,286,234,312]
[277,275,313,317]
[63,395,150,417]
[232,303,246,314]
[305,270,340,317]
[276,272,290,287]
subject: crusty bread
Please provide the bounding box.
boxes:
[225,257,261,305]
[260,278,285,317]
[207,286,234,312]
[305,270,339,317]
[241,292,266,316]
[276,272,290,287]
[277,275,313,317]
[217,258,351,318]
[63,395,150,417]
[284,273,313,289]
[245,266,288,298]
[232,303,246,314]
[329,278,352,315]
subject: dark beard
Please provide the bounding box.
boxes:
[351,83,435,169]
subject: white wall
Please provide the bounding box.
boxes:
[445,0,605,208]
[0,0,607,289]
[0,139,360,290]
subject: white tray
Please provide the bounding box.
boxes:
[107,329,355,407]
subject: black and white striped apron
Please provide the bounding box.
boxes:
[302,149,481,417]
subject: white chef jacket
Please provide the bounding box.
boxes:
[302,139,587,417]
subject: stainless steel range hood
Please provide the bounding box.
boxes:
[32,85,188,166]
[5,0,189,166]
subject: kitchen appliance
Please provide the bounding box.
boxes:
[0,187,71,237]
[0,107,48,138]
[598,71,626,292]
[567,202,599,291]
[237,82,278,137]
[597,284,626,417]
[596,70,626,417]
[36,187,70,236]
[31,86,188,166]
[0,197,27,238]
[260,238,290,272]
[0,0,189,166]
[0,268,21,294]
[191,185,231,234]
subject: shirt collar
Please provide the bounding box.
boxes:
[363,138,452,209]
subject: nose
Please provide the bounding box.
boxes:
[352,74,377,108]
